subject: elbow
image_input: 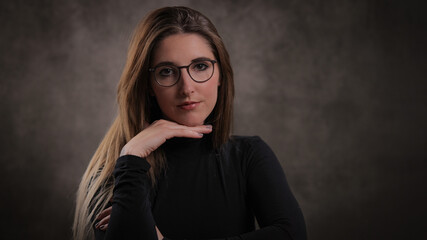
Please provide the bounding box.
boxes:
[267,216,307,240]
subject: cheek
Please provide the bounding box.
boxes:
[155,91,172,108]
[152,86,172,111]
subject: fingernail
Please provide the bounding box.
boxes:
[205,125,212,129]
[100,225,105,230]
[199,133,203,136]
[95,222,100,228]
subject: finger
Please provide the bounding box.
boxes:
[96,206,112,220]
[183,125,213,135]
[186,124,213,131]
[169,125,213,139]
[167,124,213,134]
[98,214,110,227]
[156,226,164,239]
[196,125,213,133]
[150,123,212,140]
[99,223,108,231]
[171,129,208,139]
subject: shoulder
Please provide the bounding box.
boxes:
[226,136,287,186]
[221,135,277,169]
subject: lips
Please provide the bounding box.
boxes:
[178,101,200,110]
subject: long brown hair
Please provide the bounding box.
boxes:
[73,6,234,240]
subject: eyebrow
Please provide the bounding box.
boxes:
[153,57,214,68]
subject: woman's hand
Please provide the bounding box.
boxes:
[96,120,204,238]
[95,206,111,231]
[120,119,212,158]
[96,206,164,239]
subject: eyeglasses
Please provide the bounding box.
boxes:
[149,59,217,87]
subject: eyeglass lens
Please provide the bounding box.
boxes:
[154,60,215,86]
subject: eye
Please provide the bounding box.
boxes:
[158,67,176,77]
[192,62,209,71]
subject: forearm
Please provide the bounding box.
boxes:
[97,155,158,240]
[239,137,307,240]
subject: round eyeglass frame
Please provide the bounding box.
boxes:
[148,60,217,87]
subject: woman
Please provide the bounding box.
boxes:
[74,6,306,240]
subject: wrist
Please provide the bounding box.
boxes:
[120,146,149,159]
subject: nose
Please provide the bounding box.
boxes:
[177,68,195,96]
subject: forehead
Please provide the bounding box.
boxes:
[152,33,215,65]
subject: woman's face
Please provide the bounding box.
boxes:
[150,33,220,126]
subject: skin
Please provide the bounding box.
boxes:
[151,33,220,127]
[120,33,220,158]
[96,33,221,237]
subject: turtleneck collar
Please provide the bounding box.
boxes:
[162,133,213,151]
[160,134,214,164]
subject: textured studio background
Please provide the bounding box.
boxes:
[1,0,426,239]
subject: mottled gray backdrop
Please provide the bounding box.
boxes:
[1,0,426,239]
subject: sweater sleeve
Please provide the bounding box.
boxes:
[216,137,307,240]
[94,138,306,240]
[94,155,158,240]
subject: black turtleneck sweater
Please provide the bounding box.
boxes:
[94,136,306,240]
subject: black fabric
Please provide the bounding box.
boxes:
[94,136,306,240]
